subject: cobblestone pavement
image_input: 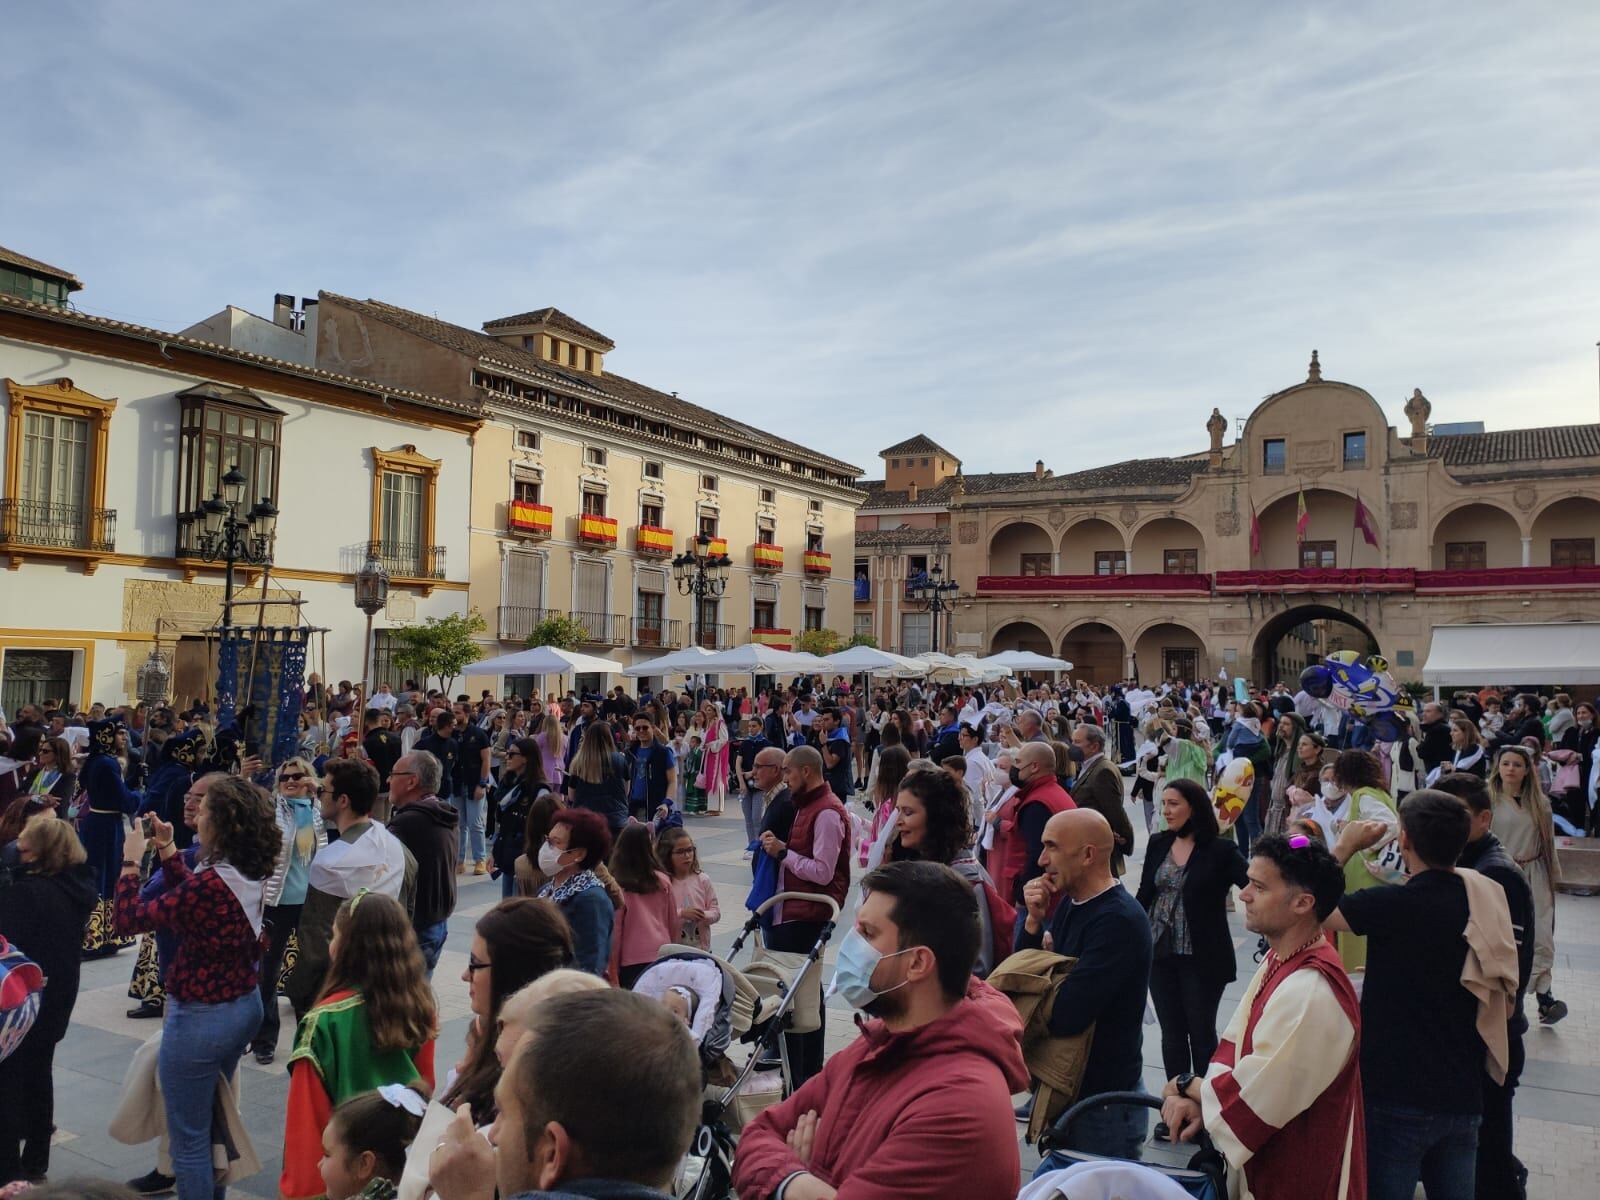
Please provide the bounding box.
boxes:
[46,793,1600,1199]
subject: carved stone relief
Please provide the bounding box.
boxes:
[1119,505,1138,527]
[1513,486,1537,512]
[957,521,979,545]
[1046,508,1066,528]
[1390,502,1418,530]
[1295,440,1333,465]
[1215,510,1240,536]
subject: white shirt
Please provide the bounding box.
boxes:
[368,691,399,713]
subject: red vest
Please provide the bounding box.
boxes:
[781,783,850,925]
[1217,940,1366,1200]
[989,775,1075,906]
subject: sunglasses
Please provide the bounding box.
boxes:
[279,772,308,782]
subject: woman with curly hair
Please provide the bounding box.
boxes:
[280,892,437,1200]
[888,767,1012,975]
[116,773,282,1200]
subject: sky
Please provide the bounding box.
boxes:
[5,0,1600,476]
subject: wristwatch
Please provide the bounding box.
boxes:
[1176,1072,1198,1100]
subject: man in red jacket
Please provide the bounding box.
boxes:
[733,861,1029,1200]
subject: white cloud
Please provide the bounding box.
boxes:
[3,0,1598,473]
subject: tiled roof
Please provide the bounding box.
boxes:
[880,433,957,461]
[323,293,861,476]
[0,244,82,290]
[856,525,951,548]
[1427,424,1600,467]
[1034,457,1208,491]
[859,471,1038,509]
[0,292,479,416]
[480,307,615,349]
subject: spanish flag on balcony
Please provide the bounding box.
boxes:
[752,628,792,650]
[509,500,553,534]
[803,549,832,575]
[753,543,784,571]
[703,536,728,557]
[1295,489,1309,545]
[637,525,673,555]
[579,514,618,543]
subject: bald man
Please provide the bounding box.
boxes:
[1017,809,1153,1160]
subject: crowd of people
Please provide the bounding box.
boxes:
[0,664,1589,1200]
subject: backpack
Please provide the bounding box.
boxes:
[0,934,44,1064]
[988,948,1095,1145]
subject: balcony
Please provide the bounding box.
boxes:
[752,627,793,650]
[802,549,832,576]
[571,610,629,646]
[690,535,728,557]
[636,525,674,557]
[634,616,683,648]
[693,622,735,650]
[977,572,1211,596]
[0,500,116,561]
[854,577,871,602]
[507,500,553,539]
[368,540,446,581]
[577,514,619,548]
[752,543,784,572]
[497,605,560,642]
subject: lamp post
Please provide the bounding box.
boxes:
[354,551,390,696]
[196,464,278,628]
[135,644,171,707]
[908,563,960,654]
[671,532,732,650]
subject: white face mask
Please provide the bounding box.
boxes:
[1320,780,1342,801]
[537,841,567,876]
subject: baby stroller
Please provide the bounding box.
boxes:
[630,891,841,1200]
[1031,1092,1227,1200]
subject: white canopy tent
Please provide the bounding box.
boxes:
[978,650,1075,673]
[820,645,927,675]
[1421,622,1600,688]
[467,646,627,676]
[621,645,716,678]
[917,652,1009,684]
[686,644,828,674]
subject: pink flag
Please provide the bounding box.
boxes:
[1353,494,1379,548]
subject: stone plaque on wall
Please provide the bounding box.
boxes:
[1209,618,1248,634]
[1390,502,1417,530]
[1215,510,1240,536]
[1513,485,1537,512]
[385,592,417,621]
[1046,508,1066,528]
[958,520,979,544]
[1295,440,1333,465]
[1119,504,1138,527]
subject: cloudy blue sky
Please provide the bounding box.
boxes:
[6,0,1599,475]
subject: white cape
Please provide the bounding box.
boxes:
[308,821,407,899]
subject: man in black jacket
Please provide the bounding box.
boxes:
[1417,701,1454,780]
[387,750,459,976]
[1436,772,1535,1199]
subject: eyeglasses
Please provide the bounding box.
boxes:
[390,770,415,778]
[466,957,492,974]
[672,847,696,857]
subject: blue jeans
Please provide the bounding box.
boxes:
[415,919,449,977]
[741,787,766,844]
[1365,1102,1480,1200]
[451,792,486,863]
[1059,1085,1149,1162]
[160,991,262,1200]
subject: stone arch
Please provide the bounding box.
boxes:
[1059,621,1128,685]
[1529,495,1600,567]
[1428,501,1523,569]
[1129,516,1208,573]
[989,620,1054,656]
[1248,603,1380,688]
[1058,516,1127,574]
[1132,619,1209,686]
[987,520,1054,575]
[1253,486,1371,571]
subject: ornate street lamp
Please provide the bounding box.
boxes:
[671,532,732,649]
[907,563,960,654]
[136,644,171,707]
[194,464,277,627]
[354,551,390,695]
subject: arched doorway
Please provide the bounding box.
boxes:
[1255,488,1375,570]
[1060,517,1126,575]
[988,521,1054,575]
[1129,517,1208,573]
[1060,622,1126,685]
[1250,604,1380,687]
[1133,621,1207,687]
[1530,496,1600,567]
[990,621,1054,655]
[1430,503,1522,569]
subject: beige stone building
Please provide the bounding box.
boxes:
[927,352,1600,684]
[312,296,863,692]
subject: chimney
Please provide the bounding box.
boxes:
[1034,459,1045,480]
[272,293,295,329]
[907,480,919,502]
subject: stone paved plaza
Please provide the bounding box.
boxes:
[44,795,1600,1199]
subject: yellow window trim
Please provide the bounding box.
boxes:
[3,378,118,572]
[0,635,97,712]
[369,445,442,582]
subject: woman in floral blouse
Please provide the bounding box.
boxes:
[116,774,281,1200]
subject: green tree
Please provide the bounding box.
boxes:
[389,609,487,695]
[846,632,878,648]
[795,627,842,657]
[525,613,590,651]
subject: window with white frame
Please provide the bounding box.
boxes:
[515,429,539,450]
[585,446,607,467]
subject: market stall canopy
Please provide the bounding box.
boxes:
[1421,622,1600,687]
[917,652,1009,684]
[820,645,927,674]
[687,644,828,674]
[621,645,715,678]
[978,650,1075,672]
[467,646,627,676]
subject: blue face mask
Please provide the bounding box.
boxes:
[827,927,912,1011]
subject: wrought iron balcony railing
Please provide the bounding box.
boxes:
[0,500,116,553]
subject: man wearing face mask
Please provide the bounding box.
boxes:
[992,741,1074,913]
[732,861,1028,1200]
